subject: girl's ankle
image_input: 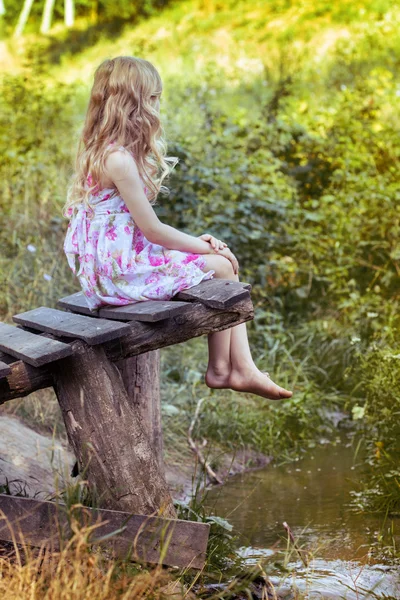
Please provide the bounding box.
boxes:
[206,362,231,377]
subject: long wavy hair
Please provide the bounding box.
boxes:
[63,56,178,217]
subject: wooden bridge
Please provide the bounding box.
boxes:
[0,279,254,569]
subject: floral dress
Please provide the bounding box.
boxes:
[63,167,215,311]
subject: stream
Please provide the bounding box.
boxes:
[206,435,400,599]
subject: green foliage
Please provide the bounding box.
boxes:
[0,73,78,317]
[350,343,400,516]
[1,0,400,521]
[175,495,240,573]
[0,0,171,34]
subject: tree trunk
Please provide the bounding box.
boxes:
[115,350,164,475]
[40,0,56,34]
[64,0,74,27]
[14,0,35,37]
[52,340,176,517]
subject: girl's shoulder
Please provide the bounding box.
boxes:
[104,144,147,192]
[105,143,137,169]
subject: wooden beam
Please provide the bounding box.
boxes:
[0,297,254,403]
[13,307,132,345]
[0,322,73,367]
[0,361,11,379]
[0,495,209,569]
[0,350,18,365]
[0,358,53,404]
[105,297,254,361]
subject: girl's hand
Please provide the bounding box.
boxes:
[198,233,227,252]
[216,246,239,275]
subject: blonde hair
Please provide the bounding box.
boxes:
[63,56,178,217]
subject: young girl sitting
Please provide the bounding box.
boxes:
[63,56,293,401]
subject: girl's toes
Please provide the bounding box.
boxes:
[279,388,293,398]
[262,372,292,398]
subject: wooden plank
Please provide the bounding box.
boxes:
[13,307,132,345]
[58,292,194,323]
[0,297,254,403]
[0,495,209,569]
[99,300,192,322]
[176,279,252,309]
[0,322,73,367]
[0,361,11,378]
[58,279,253,317]
[57,291,98,316]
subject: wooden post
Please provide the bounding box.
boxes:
[51,340,176,518]
[115,350,164,474]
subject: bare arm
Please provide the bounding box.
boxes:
[104,150,213,255]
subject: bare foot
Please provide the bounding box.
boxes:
[228,367,293,400]
[205,367,230,389]
[206,366,292,400]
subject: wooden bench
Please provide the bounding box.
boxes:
[0,279,254,569]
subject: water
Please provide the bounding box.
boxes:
[206,438,400,599]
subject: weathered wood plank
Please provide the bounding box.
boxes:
[0,361,11,378]
[99,301,193,322]
[13,307,132,345]
[52,341,176,518]
[176,279,252,309]
[58,292,194,323]
[0,495,209,569]
[57,291,98,316]
[0,297,254,403]
[0,322,73,367]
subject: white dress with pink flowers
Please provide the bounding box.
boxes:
[63,176,215,311]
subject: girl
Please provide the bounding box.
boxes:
[63,56,293,401]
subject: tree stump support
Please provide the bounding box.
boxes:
[51,342,174,516]
[115,350,164,474]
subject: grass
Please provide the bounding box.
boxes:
[0,472,315,600]
[1,0,400,594]
[1,0,397,509]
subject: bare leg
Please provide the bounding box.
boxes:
[201,255,293,400]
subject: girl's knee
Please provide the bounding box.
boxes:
[203,254,234,279]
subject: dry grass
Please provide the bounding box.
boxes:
[0,511,188,600]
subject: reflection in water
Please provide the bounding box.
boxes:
[206,438,400,598]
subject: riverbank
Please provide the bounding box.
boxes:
[205,436,400,599]
[0,410,272,502]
